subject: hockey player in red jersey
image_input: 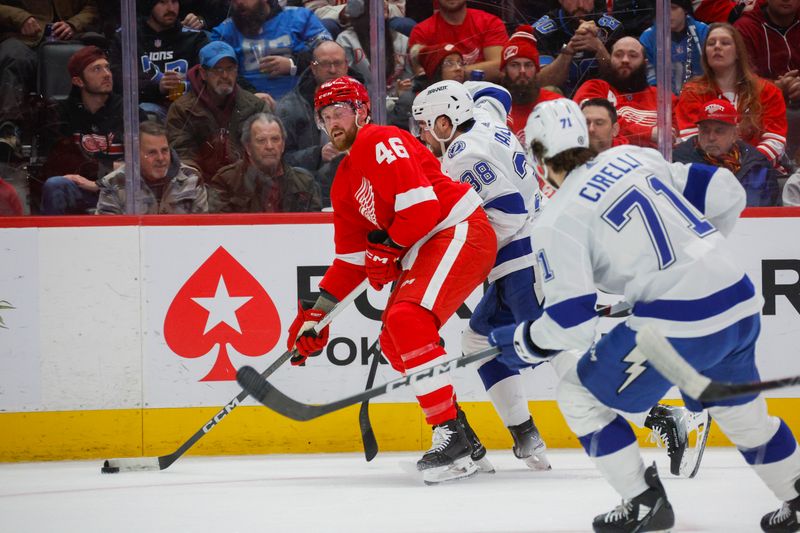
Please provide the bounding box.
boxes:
[286,76,498,484]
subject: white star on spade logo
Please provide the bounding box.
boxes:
[191,276,253,334]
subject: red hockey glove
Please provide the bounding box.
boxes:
[365,241,403,290]
[286,300,329,365]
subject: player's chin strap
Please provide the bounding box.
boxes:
[355,109,371,130]
[427,122,457,159]
[530,150,560,192]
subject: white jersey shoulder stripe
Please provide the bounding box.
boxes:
[395,186,436,212]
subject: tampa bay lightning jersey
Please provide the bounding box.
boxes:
[442,106,540,282]
[529,145,760,352]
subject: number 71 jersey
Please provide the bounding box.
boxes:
[529,145,762,352]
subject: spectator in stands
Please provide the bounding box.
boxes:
[640,0,709,95]
[179,0,232,30]
[208,113,320,212]
[782,167,800,205]
[676,23,788,165]
[601,0,654,37]
[0,176,23,216]
[694,0,756,24]
[39,46,134,215]
[167,41,271,182]
[735,0,800,98]
[580,97,628,151]
[415,43,466,86]
[499,25,562,143]
[306,0,412,39]
[96,121,207,214]
[533,0,623,98]
[276,40,351,207]
[0,0,99,161]
[110,0,208,121]
[408,0,508,82]
[673,98,782,206]
[735,0,800,161]
[574,37,673,147]
[210,0,330,100]
[336,0,413,128]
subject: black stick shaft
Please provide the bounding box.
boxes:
[157,349,293,469]
[358,341,381,461]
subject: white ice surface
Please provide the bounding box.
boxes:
[0,449,780,532]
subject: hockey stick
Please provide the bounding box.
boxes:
[596,300,632,318]
[237,346,500,422]
[236,300,635,422]
[359,339,381,462]
[636,325,800,402]
[101,279,369,473]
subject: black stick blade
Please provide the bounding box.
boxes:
[237,365,325,421]
[359,401,378,461]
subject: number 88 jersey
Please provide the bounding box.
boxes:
[441,108,541,282]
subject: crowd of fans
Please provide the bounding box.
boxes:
[0,0,798,215]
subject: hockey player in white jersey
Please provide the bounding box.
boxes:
[412,80,551,471]
[414,81,712,478]
[488,98,800,532]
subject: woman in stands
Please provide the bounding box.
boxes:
[676,23,788,166]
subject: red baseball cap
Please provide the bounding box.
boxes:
[697,99,737,126]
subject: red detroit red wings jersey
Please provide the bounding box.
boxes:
[573,79,677,149]
[320,124,482,300]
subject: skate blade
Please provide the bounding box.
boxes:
[679,412,712,478]
[523,452,552,471]
[422,456,479,485]
[474,456,496,474]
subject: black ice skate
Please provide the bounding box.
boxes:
[416,417,478,485]
[457,405,495,473]
[645,404,711,478]
[761,478,800,532]
[593,463,675,533]
[508,417,551,471]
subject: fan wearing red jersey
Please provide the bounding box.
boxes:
[286,76,497,484]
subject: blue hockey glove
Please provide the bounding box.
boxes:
[488,321,558,371]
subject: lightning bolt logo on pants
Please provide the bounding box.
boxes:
[618,348,648,393]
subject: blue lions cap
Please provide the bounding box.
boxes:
[199,41,238,68]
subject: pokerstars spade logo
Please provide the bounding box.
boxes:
[163,246,281,382]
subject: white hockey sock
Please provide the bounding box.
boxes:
[591,441,649,500]
[486,374,531,427]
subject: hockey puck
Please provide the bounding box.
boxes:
[101,460,119,474]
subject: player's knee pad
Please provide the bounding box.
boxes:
[383,302,442,371]
[378,327,404,374]
[709,398,781,450]
[556,364,618,438]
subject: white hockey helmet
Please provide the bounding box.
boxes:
[524,99,588,160]
[411,80,474,141]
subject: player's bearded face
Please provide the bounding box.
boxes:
[319,104,359,151]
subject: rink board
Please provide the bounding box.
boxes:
[1,210,800,461]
